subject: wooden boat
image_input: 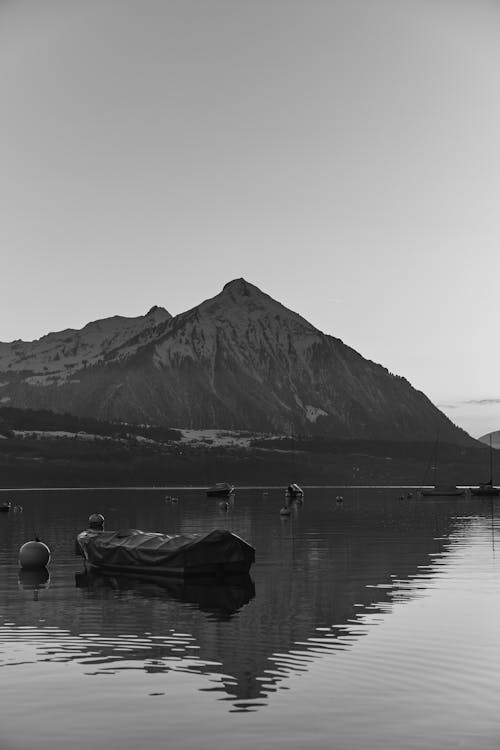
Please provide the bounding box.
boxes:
[75,527,254,577]
[206,482,235,498]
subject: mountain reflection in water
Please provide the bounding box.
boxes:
[0,487,477,716]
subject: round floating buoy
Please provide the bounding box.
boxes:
[219,500,229,511]
[18,539,51,570]
[88,513,105,530]
[280,506,291,516]
[336,495,343,504]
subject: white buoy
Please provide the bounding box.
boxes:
[335,495,343,504]
[18,539,51,570]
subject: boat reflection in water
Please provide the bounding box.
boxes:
[75,569,255,621]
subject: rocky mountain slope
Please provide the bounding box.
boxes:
[0,278,472,444]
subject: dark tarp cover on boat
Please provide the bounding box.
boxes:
[77,528,254,575]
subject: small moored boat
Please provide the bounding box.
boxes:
[285,483,304,499]
[471,436,500,496]
[76,527,254,577]
[420,436,464,497]
[470,481,500,497]
[206,482,235,498]
[420,485,465,497]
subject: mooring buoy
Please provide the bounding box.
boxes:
[18,539,51,570]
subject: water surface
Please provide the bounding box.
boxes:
[0,487,499,750]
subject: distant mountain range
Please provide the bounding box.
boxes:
[0,278,472,444]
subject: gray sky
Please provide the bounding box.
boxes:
[1,0,499,436]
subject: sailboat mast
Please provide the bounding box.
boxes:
[490,434,493,485]
[433,432,439,487]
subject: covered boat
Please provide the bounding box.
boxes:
[206,482,235,498]
[76,527,254,577]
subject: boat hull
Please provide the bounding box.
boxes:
[420,488,465,497]
[206,483,235,498]
[470,486,500,497]
[82,559,252,577]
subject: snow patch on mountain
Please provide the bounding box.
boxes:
[179,429,258,448]
[11,429,159,446]
[305,405,329,422]
[0,306,171,382]
[153,279,321,392]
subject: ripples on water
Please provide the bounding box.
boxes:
[1,488,500,749]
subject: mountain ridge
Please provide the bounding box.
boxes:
[0,278,473,444]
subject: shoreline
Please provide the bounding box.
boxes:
[0,484,476,492]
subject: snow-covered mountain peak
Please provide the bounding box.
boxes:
[153,277,321,383]
[207,278,316,331]
[0,306,172,382]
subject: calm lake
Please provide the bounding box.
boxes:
[1,487,500,750]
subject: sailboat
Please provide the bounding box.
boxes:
[470,435,500,496]
[420,434,465,497]
[284,422,304,501]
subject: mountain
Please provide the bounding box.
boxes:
[0,278,472,443]
[479,431,500,450]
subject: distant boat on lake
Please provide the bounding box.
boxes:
[420,485,465,497]
[420,434,465,497]
[206,482,235,498]
[471,435,500,496]
[285,483,304,500]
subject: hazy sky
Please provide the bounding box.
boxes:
[2,0,499,436]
